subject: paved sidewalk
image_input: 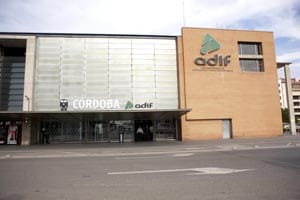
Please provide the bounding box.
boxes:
[0,135,299,160]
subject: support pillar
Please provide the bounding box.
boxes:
[175,119,179,140]
[153,120,156,142]
[21,121,31,145]
[84,121,88,144]
[108,121,111,142]
[284,64,297,135]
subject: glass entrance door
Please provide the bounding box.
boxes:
[156,120,176,140]
[86,121,109,142]
[45,121,62,143]
[110,121,134,142]
[62,120,83,143]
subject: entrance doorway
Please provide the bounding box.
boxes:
[86,121,110,142]
[222,119,232,139]
[134,120,153,142]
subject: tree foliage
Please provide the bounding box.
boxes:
[281,108,289,123]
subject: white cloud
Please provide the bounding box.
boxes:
[277,52,300,62]
[184,0,300,39]
[0,0,300,77]
[0,0,299,38]
[277,52,300,78]
[0,0,185,34]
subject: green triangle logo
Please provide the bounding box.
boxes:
[200,34,220,55]
[125,101,133,109]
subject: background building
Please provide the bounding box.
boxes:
[278,78,300,122]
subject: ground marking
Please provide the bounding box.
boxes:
[107,167,254,175]
[172,153,194,157]
[115,155,168,160]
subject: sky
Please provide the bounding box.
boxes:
[0,0,299,78]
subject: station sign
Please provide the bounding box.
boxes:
[72,99,120,110]
[61,99,154,111]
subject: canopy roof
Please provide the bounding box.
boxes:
[0,109,191,122]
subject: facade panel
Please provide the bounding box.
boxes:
[34,37,178,111]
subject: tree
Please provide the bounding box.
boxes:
[281,108,289,123]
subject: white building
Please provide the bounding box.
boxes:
[278,78,300,122]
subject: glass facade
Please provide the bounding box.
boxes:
[0,55,25,111]
[34,37,178,111]
[40,119,175,143]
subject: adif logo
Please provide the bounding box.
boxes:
[125,101,133,109]
[194,34,230,67]
[125,101,153,109]
[200,34,220,55]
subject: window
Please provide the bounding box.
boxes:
[294,102,300,106]
[239,59,263,72]
[238,42,262,55]
[294,108,300,113]
[293,96,300,100]
[238,42,264,72]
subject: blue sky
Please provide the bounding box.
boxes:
[0,0,299,78]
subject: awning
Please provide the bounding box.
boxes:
[277,62,292,69]
[0,109,191,121]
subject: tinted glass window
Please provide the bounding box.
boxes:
[238,43,262,55]
[240,59,264,72]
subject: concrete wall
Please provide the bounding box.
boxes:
[23,36,36,145]
[23,36,36,112]
[178,27,282,141]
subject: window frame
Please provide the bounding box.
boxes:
[239,59,264,72]
[238,42,263,55]
[238,42,264,73]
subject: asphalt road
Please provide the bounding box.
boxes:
[0,139,300,200]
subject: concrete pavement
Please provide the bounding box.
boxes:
[0,139,299,200]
